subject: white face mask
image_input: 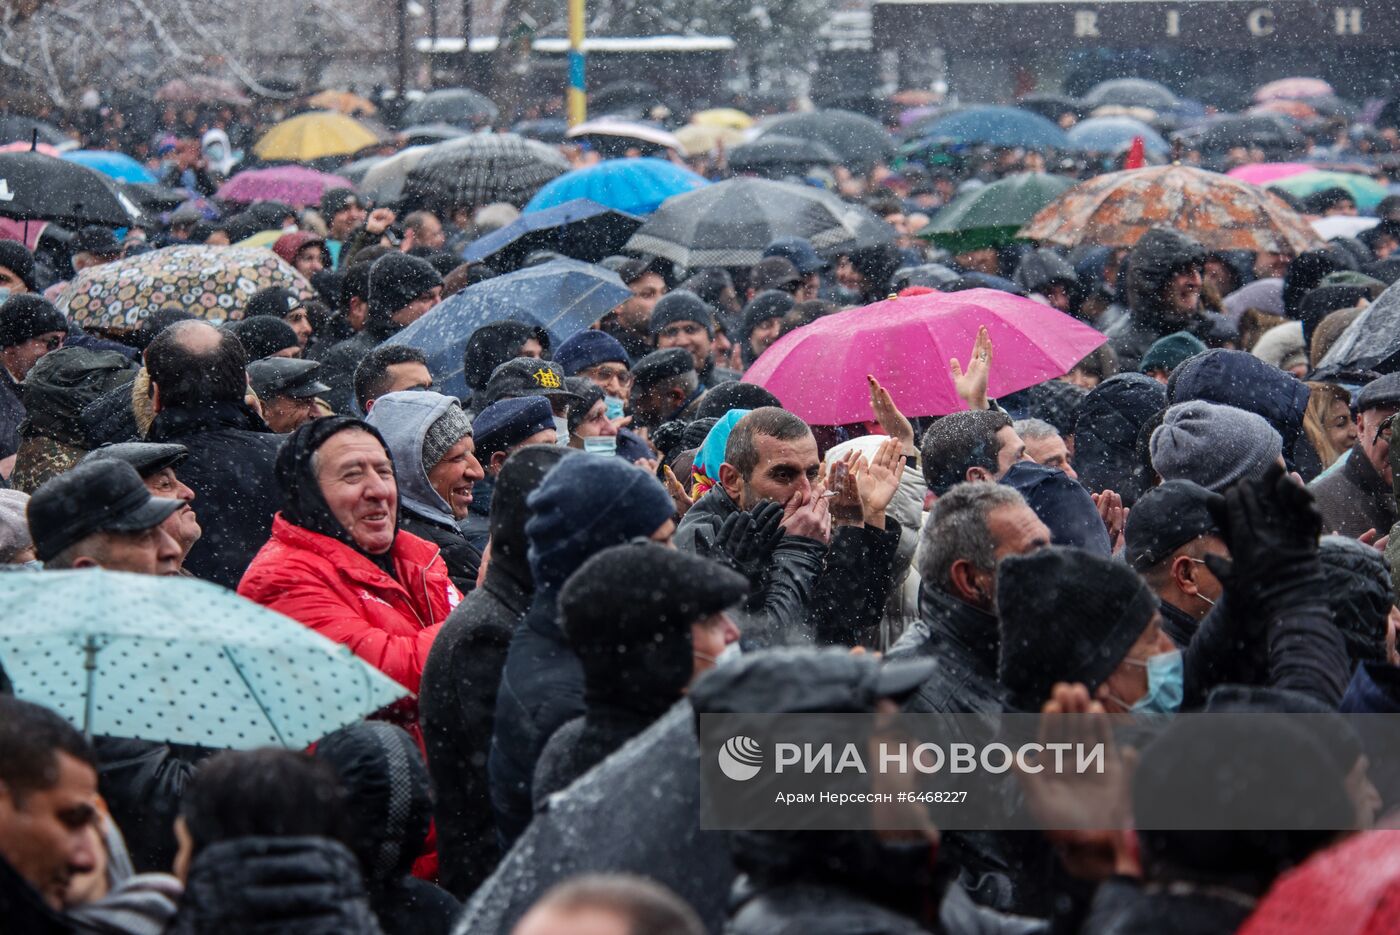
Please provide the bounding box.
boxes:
[553,416,571,445]
[694,641,743,668]
[584,435,617,456]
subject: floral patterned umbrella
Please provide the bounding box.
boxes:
[1018,165,1322,254]
[58,245,314,332]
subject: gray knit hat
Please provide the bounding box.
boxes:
[0,489,31,562]
[1150,400,1282,492]
[422,403,472,470]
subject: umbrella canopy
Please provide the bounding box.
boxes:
[1270,170,1389,212]
[625,177,896,269]
[1226,162,1316,185]
[397,123,468,146]
[564,119,682,157]
[121,182,187,215]
[1019,165,1322,254]
[728,136,842,174]
[692,107,754,130]
[60,244,314,331]
[216,165,355,207]
[917,106,1070,150]
[1066,116,1170,156]
[0,114,69,148]
[1253,77,1335,103]
[1174,114,1305,154]
[403,88,500,127]
[524,157,707,216]
[337,154,385,185]
[743,288,1107,424]
[0,569,407,748]
[921,172,1075,253]
[1250,99,1320,121]
[513,118,569,144]
[307,89,377,115]
[155,76,251,106]
[754,109,893,169]
[460,199,641,271]
[62,150,156,184]
[359,145,432,203]
[1311,216,1377,240]
[0,152,144,227]
[1316,279,1400,373]
[405,133,569,211]
[675,124,745,157]
[1083,78,1179,111]
[0,140,61,156]
[1015,93,1084,123]
[386,259,629,398]
[253,111,380,162]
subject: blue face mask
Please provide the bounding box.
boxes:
[604,395,625,421]
[1125,649,1183,714]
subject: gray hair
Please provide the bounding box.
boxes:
[919,483,1028,591]
[1013,418,1061,443]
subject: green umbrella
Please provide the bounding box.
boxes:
[1268,170,1388,213]
[920,172,1075,253]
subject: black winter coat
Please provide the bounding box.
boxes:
[317,330,378,415]
[419,563,531,899]
[93,737,210,873]
[1079,877,1254,935]
[890,585,1007,717]
[532,707,652,805]
[0,367,24,459]
[166,836,384,935]
[146,401,284,589]
[400,511,480,595]
[0,852,69,935]
[1071,373,1166,507]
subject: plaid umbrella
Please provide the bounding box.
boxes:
[1019,165,1322,254]
[59,245,314,331]
[626,177,895,269]
[405,133,569,211]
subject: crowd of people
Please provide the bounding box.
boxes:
[4,74,1400,935]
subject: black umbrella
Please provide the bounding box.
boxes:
[0,152,143,227]
[453,707,735,935]
[512,118,569,144]
[397,123,467,146]
[753,109,894,170]
[1174,114,1306,153]
[0,115,68,147]
[404,133,569,211]
[119,181,186,215]
[625,177,895,269]
[459,198,642,272]
[1015,93,1084,123]
[402,88,500,128]
[1083,78,1179,111]
[1317,289,1400,374]
[589,80,670,119]
[728,135,842,174]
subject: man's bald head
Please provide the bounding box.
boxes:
[146,318,249,409]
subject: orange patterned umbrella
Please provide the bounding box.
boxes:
[1018,165,1322,254]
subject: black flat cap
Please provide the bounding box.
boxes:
[1123,479,1221,571]
[631,347,694,388]
[74,226,122,257]
[1356,373,1400,413]
[80,442,187,478]
[28,460,182,561]
[248,358,331,400]
[245,286,305,320]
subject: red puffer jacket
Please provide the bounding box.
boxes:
[238,514,460,702]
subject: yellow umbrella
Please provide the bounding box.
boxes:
[675,124,745,157]
[692,108,754,130]
[253,111,380,162]
[308,90,378,116]
[234,229,283,249]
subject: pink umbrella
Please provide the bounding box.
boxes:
[216,166,355,207]
[1226,162,1315,186]
[0,141,61,157]
[742,288,1106,424]
[1253,77,1334,103]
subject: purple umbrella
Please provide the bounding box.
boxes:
[216,166,355,207]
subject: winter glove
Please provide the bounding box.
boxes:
[1203,463,1325,621]
[713,500,786,586]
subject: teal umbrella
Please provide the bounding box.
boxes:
[0,570,408,748]
[920,172,1075,253]
[1269,170,1388,212]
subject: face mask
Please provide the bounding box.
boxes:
[584,435,617,456]
[604,395,625,421]
[694,641,742,668]
[553,416,571,445]
[18,559,41,570]
[1124,649,1184,714]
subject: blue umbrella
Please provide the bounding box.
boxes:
[63,150,157,184]
[386,259,630,399]
[460,198,642,271]
[525,158,709,216]
[918,106,1071,150]
[0,570,407,748]
[1066,116,1170,156]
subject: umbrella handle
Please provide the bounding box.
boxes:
[82,635,99,740]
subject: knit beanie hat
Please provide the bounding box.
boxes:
[0,240,36,292]
[1150,400,1282,492]
[367,253,442,322]
[740,290,795,343]
[227,316,299,360]
[554,329,629,376]
[421,402,472,470]
[0,295,66,348]
[525,456,676,590]
[649,290,713,338]
[1139,331,1206,375]
[996,546,1158,710]
[0,489,31,561]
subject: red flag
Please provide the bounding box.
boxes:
[1124,136,1146,170]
